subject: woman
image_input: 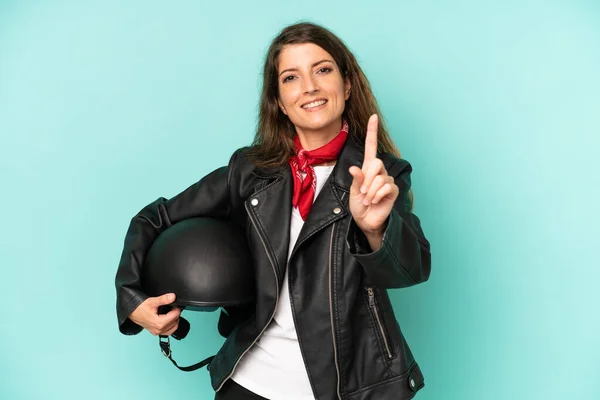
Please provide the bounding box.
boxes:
[115,22,431,400]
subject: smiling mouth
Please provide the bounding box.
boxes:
[301,99,327,109]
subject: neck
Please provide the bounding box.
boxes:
[315,160,337,166]
[296,119,342,151]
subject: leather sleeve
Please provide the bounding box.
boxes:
[114,149,241,335]
[346,158,431,289]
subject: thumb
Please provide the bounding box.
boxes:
[154,293,176,306]
[348,166,364,194]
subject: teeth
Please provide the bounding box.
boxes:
[302,100,326,109]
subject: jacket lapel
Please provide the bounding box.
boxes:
[246,135,367,272]
[244,166,293,283]
[288,178,348,262]
[289,136,365,261]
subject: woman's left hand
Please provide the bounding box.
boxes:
[348,114,399,249]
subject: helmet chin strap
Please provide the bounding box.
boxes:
[156,307,215,372]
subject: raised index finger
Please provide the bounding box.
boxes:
[364,114,378,163]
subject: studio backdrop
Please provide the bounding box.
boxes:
[1,0,598,399]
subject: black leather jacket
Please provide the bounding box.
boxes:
[115,135,431,399]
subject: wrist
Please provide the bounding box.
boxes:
[361,228,384,252]
[360,219,388,237]
[358,220,388,252]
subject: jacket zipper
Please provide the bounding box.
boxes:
[216,202,280,392]
[329,222,342,400]
[367,287,393,359]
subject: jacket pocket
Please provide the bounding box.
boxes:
[366,286,396,360]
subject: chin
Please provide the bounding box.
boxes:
[295,115,341,132]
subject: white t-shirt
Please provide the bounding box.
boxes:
[230,165,335,400]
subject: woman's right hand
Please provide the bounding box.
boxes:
[128,293,181,336]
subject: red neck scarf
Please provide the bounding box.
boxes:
[289,120,349,220]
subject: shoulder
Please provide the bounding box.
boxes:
[228,145,263,175]
[378,151,412,176]
[224,146,254,185]
[228,145,254,168]
[346,134,412,173]
[225,145,284,195]
[229,145,289,177]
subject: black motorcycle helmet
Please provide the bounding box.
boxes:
[141,216,255,371]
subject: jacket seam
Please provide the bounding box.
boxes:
[226,149,242,216]
[212,314,255,366]
[287,260,318,398]
[343,361,418,398]
[332,221,344,391]
[332,191,347,392]
[118,294,140,323]
[383,220,418,286]
[246,206,281,278]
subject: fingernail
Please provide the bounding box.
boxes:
[360,186,367,194]
[363,199,370,206]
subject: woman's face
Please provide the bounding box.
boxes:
[277,43,350,137]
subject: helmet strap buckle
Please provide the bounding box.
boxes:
[159,335,171,358]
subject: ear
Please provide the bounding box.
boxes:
[344,77,351,100]
[277,99,288,115]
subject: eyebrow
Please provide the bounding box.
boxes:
[278,59,334,77]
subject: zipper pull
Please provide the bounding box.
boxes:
[367,287,375,307]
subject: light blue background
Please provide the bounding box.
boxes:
[1,0,599,399]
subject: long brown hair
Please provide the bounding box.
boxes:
[247,22,414,207]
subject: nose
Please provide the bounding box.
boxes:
[303,74,319,94]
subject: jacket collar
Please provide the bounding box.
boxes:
[330,134,366,192]
[253,133,367,192]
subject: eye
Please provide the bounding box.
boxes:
[282,75,295,83]
[317,67,332,74]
